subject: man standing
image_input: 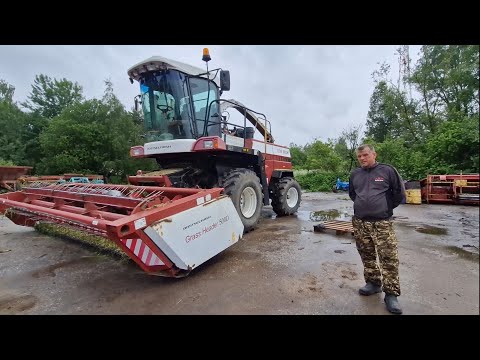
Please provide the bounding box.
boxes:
[349,144,405,314]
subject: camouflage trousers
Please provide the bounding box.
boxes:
[352,217,401,296]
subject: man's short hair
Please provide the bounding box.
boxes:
[356,144,375,153]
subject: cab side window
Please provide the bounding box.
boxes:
[189,77,220,136]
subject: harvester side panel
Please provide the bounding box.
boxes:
[145,195,243,270]
[120,237,166,266]
[264,159,293,184]
[245,139,291,158]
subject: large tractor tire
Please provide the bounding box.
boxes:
[271,177,302,216]
[220,169,263,233]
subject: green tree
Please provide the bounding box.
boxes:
[38,80,156,181]
[365,81,396,142]
[367,64,421,144]
[362,45,479,181]
[0,79,15,103]
[22,112,49,169]
[0,97,28,165]
[304,139,343,173]
[424,116,479,174]
[0,158,16,166]
[333,136,349,169]
[22,74,84,118]
[410,45,479,119]
[0,79,50,171]
[339,124,362,172]
[289,143,307,168]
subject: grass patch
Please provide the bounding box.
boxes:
[35,222,130,260]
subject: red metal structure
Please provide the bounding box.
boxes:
[420,174,479,205]
[0,166,33,192]
[63,173,104,182]
[1,167,106,193]
[0,183,244,277]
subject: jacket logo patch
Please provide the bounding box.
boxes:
[374,177,384,182]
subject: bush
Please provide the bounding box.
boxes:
[0,158,16,166]
[295,170,350,192]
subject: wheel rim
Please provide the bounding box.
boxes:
[240,186,257,218]
[286,187,299,208]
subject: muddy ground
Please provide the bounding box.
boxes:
[0,192,478,315]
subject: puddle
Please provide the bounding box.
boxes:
[0,294,37,314]
[445,246,479,262]
[298,209,351,222]
[415,225,448,236]
[31,256,101,278]
[262,225,291,232]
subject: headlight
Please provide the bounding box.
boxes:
[204,140,214,149]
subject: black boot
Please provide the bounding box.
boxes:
[358,282,382,296]
[384,293,403,314]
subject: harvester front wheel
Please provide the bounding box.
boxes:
[221,169,262,233]
[271,177,302,216]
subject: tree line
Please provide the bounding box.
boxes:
[290,45,479,190]
[1,45,478,188]
[0,75,156,183]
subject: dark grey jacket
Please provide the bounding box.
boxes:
[349,162,405,221]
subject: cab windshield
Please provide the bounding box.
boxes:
[139,70,221,142]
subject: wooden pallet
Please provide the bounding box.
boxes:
[313,220,354,236]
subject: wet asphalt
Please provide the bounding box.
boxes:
[0,192,478,315]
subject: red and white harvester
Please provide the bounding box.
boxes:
[0,49,301,277]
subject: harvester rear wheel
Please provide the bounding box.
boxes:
[271,177,302,216]
[220,169,262,233]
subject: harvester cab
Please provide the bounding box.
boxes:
[129,50,229,143]
[128,48,302,233]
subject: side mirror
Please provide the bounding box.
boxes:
[134,95,142,111]
[220,70,230,91]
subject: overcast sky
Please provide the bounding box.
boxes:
[0,45,422,147]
